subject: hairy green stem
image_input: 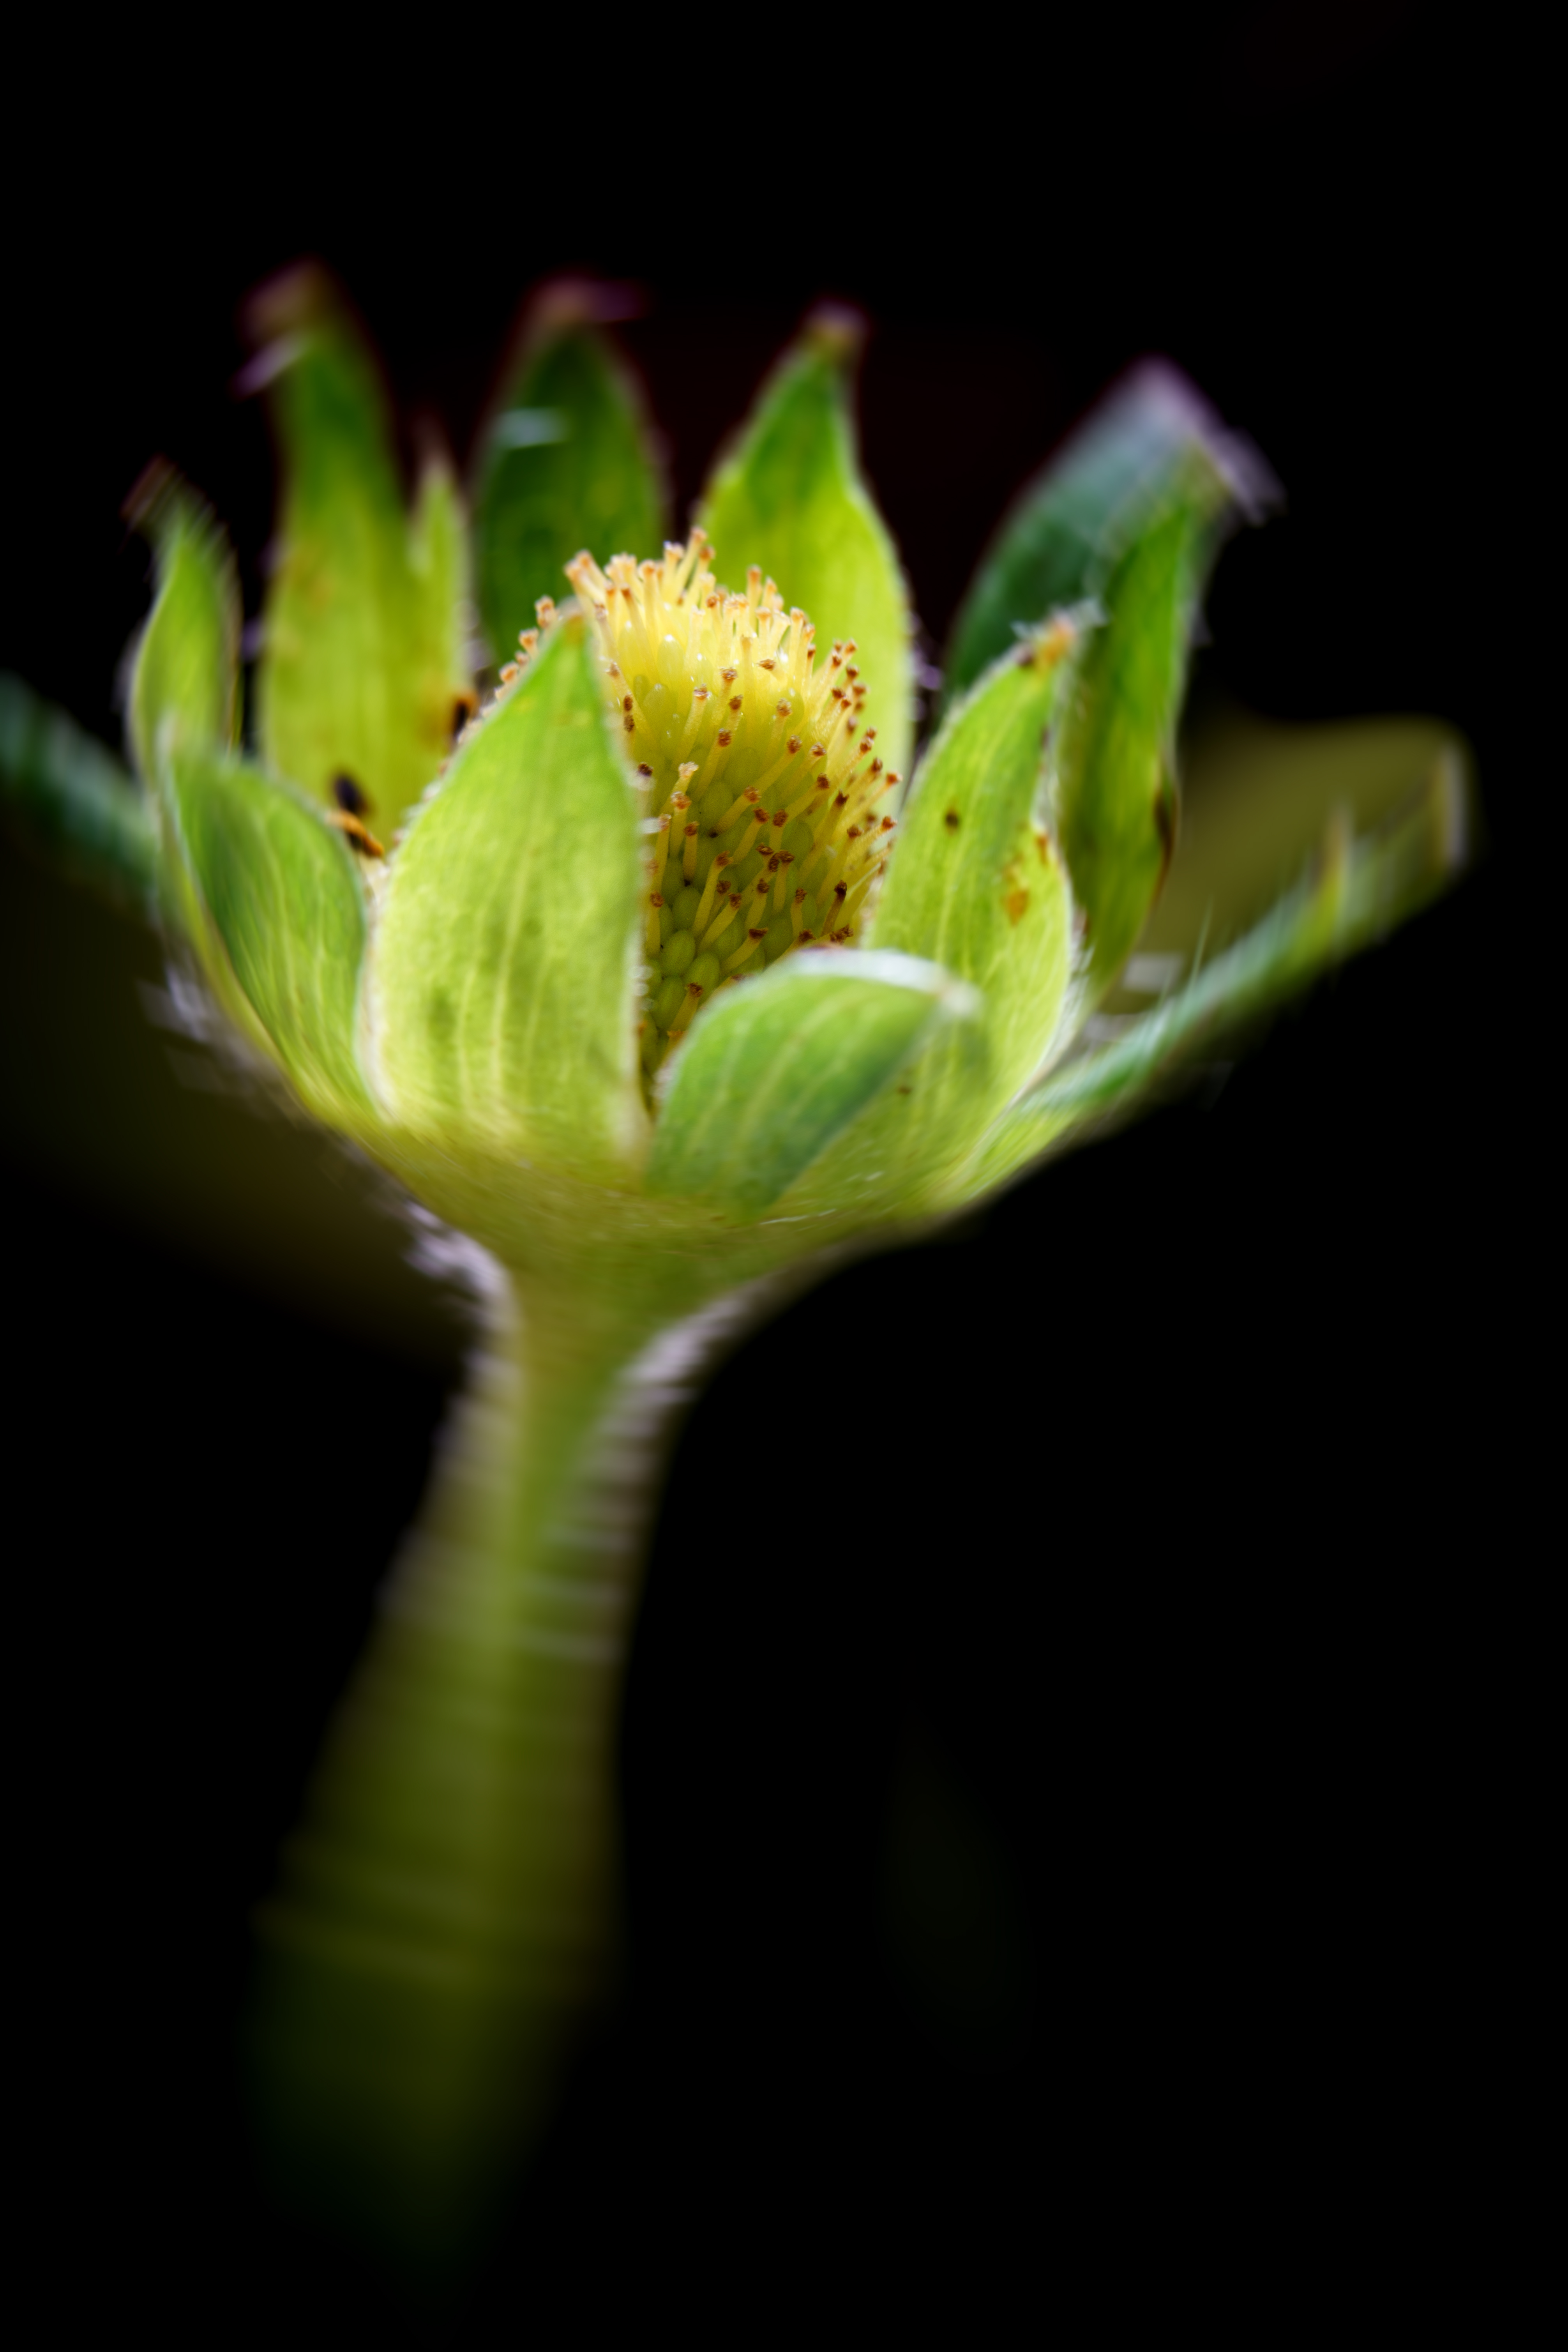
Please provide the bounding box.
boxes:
[244,1267,756,2285]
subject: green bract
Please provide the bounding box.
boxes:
[0,264,1474,2289]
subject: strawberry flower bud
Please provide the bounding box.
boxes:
[0,267,1474,2293]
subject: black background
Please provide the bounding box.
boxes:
[1,7,1530,2339]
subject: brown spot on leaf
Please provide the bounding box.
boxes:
[944,808,961,831]
[1004,887,1030,925]
[1154,778,1178,874]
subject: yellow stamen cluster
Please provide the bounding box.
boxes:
[563,532,901,1086]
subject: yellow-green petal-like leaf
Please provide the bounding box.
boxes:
[247,266,473,832]
[125,463,240,787]
[865,620,1079,1163]
[697,311,914,783]
[471,292,666,668]
[370,620,644,1173]
[975,747,1471,1191]
[944,360,1262,703]
[646,949,969,1219]
[1052,468,1221,1004]
[161,745,373,1124]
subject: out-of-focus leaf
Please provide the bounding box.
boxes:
[471,290,665,668]
[1105,701,1479,1004]
[647,949,967,1218]
[410,449,473,734]
[943,360,1265,703]
[161,744,373,1123]
[125,462,240,785]
[697,311,915,783]
[976,746,1471,1188]
[1053,471,1219,1003]
[0,672,157,913]
[246,265,472,831]
[867,620,1079,1158]
[371,621,644,1173]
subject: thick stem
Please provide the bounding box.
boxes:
[244,1270,751,2286]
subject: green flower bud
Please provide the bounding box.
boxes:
[0,274,1476,2290]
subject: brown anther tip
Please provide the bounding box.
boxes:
[650,892,664,907]
[637,763,653,778]
[623,716,636,732]
[749,928,767,941]
[787,737,802,756]
[772,809,788,827]
[328,811,385,858]
[717,730,733,747]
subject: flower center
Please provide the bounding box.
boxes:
[564,533,901,1085]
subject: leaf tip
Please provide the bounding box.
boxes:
[802,302,867,368]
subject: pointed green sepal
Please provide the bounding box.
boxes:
[0,671,157,914]
[865,619,1079,1159]
[471,286,666,669]
[1052,465,1222,1003]
[1112,703,1478,988]
[369,619,645,1173]
[158,744,373,1123]
[125,461,241,787]
[697,309,915,782]
[410,448,473,736]
[943,361,1263,704]
[246,265,473,831]
[646,948,972,1219]
[973,744,1471,1191]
